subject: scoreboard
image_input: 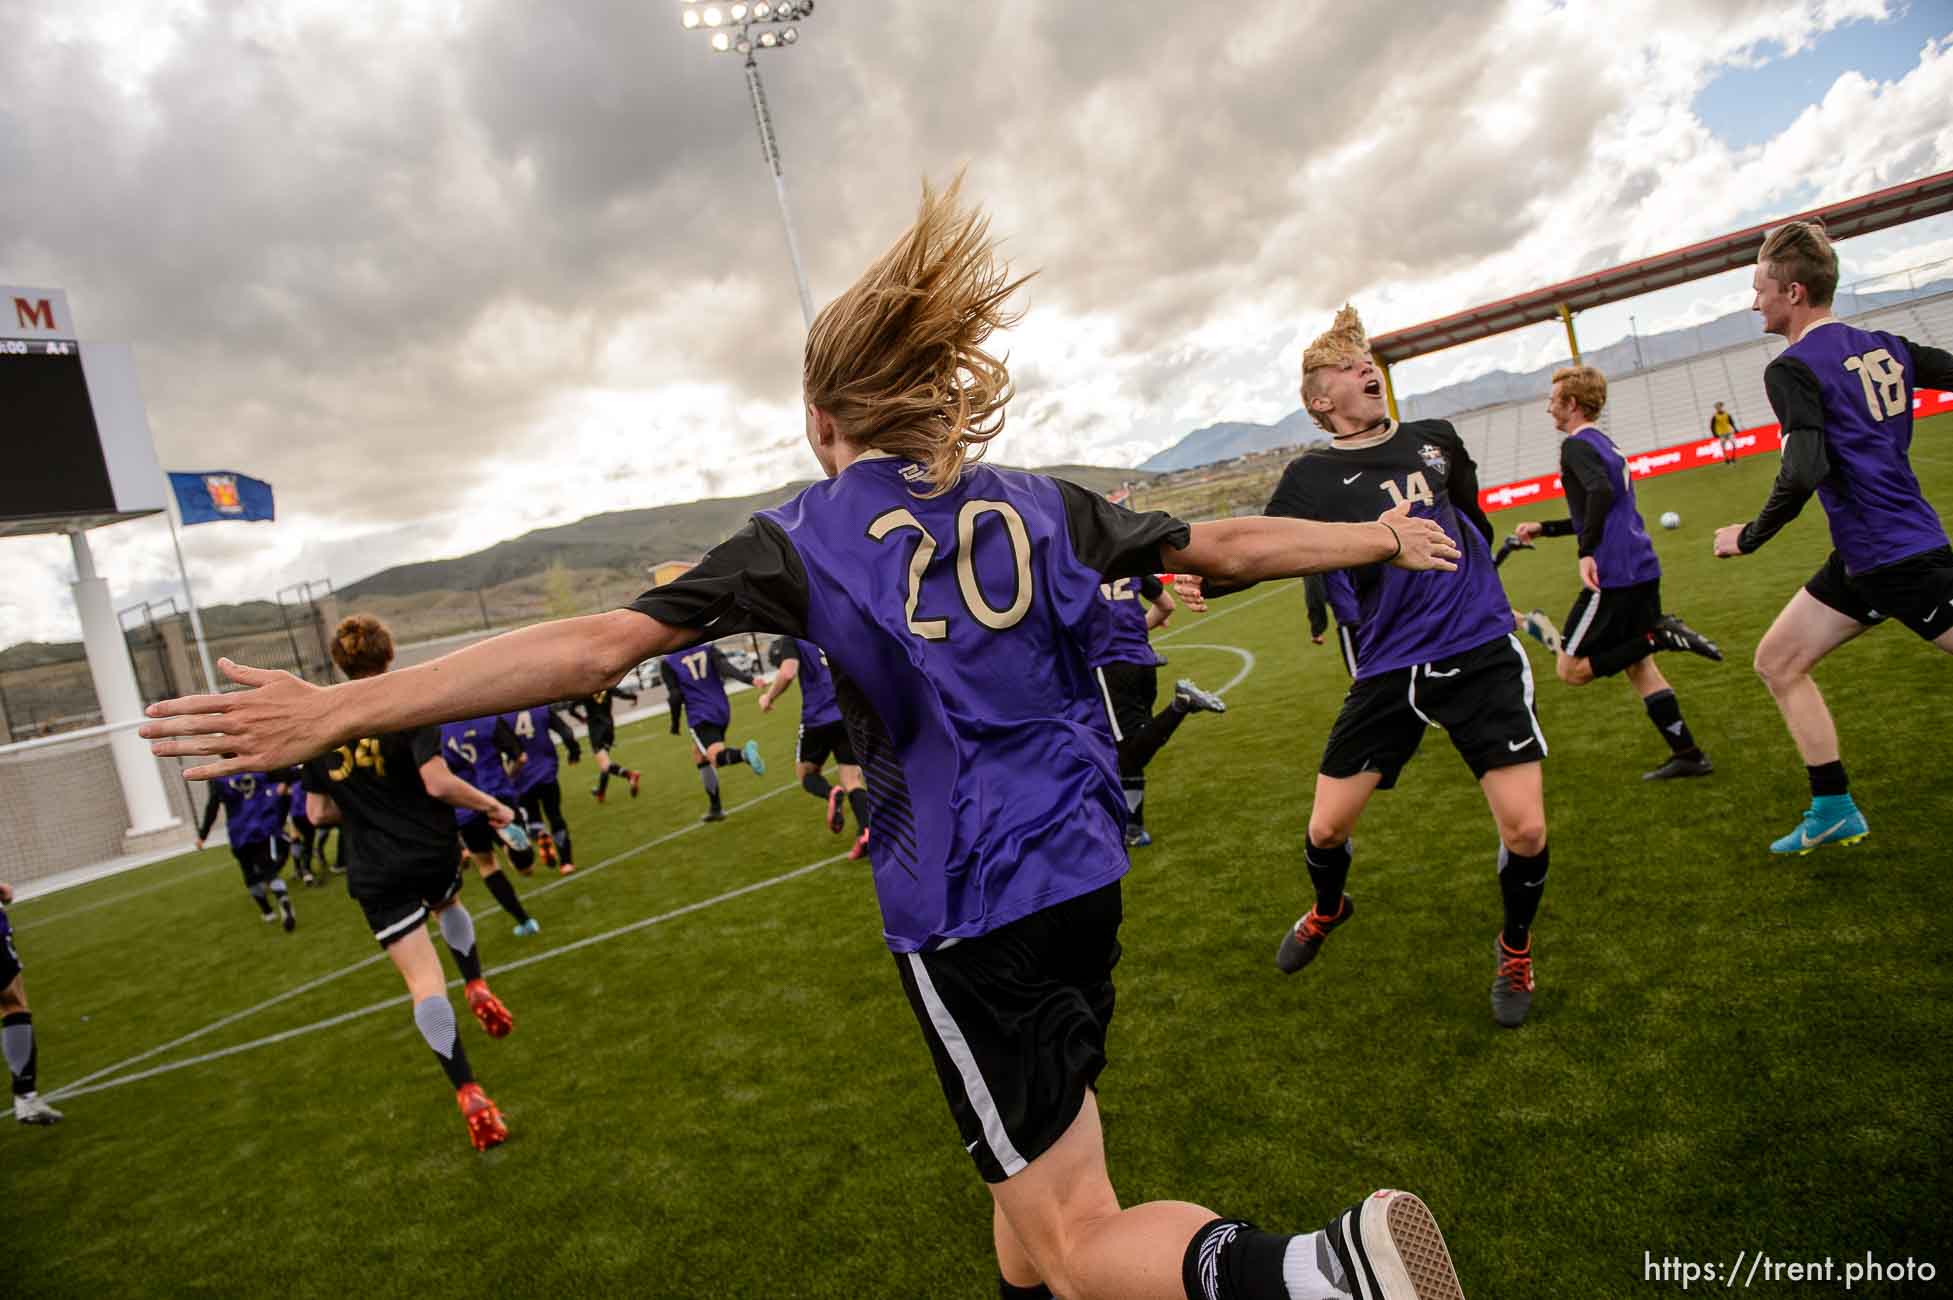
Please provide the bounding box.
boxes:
[0,286,167,537]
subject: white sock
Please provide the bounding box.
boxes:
[412,996,458,1059]
[439,903,477,957]
[1283,1231,1350,1299]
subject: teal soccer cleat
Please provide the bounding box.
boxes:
[1770,796,1869,855]
[744,740,765,775]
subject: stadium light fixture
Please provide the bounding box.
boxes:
[675,0,820,327]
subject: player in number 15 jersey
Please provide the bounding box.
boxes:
[140,178,1474,1300]
[1714,220,1953,854]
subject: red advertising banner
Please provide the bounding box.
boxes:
[1479,387,1953,513]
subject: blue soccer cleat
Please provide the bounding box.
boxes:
[1770,796,1869,855]
[744,739,765,775]
[512,917,541,937]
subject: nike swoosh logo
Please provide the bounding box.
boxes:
[966,1140,981,1153]
[1801,819,1848,847]
[1507,737,1536,751]
[1522,876,1547,888]
[1343,473,1362,484]
[1425,666,1461,678]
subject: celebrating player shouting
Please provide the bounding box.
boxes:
[1513,364,1721,781]
[1182,304,1551,1029]
[141,178,1473,1300]
[1714,220,1953,854]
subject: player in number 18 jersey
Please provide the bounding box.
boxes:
[1714,220,1953,853]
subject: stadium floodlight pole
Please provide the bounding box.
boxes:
[679,0,818,329]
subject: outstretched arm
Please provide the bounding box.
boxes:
[143,610,697,780]
[1162,500,1458,590]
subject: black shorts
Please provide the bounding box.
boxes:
[1320,633,1548,789]
[587,717,617,752]
[349,857,466,949]
[233,838,282,887]
[896,881,1122,1184]
[458,817,498,855]
[689,722,728,753]
[1562,578,1663,670]
[1805,546,1953,640]
[796,720,857,768]
[0,929,21,987]
[1095,661,1159,742]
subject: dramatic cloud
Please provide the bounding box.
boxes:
[3,0,1950,645]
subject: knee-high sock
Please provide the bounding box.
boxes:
[412,997,474,1090]
[1498,843,1548,951]
[482,870,531,925]
[699,761,722,810]
[1121,705,1192,775]
[1121,775,1146,828]
[1643,688,1699,756]
[247,881,273,915]
[801,770,834,800]
[269,876,289,901]
[507,841,536,873]
[846,788,870,831]
[1304,839,1352,917]
[2,1011,37,1097]
[551,824,573,866]
[439,905,484,982]
[714,748,746,768]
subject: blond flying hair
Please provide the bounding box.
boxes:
[1551,364,1608,419]
[803,173,1035,497]
[1759,220,1838,308]
[1300,304,1372,432]
[331,614,394,680]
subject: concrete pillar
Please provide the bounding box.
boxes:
[157,615,198,701]
[70,530,179,836]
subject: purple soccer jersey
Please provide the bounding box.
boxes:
[662,648,734,730]
[209,772,289,845]
[1566,427,1661,588]
[439,716,516,826]
[504,705,560,795]
[288,775,309,823]
[1267,420,1513,679]
[785,638,843,729]
[627,458,1186,953]
[1777,322,1948,574]
[1094,573,1165,667]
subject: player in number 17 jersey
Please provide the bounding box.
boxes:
[1714,220,1953,854]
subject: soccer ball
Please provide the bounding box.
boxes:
[1659,511,1681,530]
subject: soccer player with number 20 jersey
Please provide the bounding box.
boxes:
[1715,220,1953,854]
[143,177,1473,1300]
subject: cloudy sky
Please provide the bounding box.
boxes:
[4,0,1952,648]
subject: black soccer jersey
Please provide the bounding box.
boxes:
[301,727,454,874]
[1263,419,1511,678]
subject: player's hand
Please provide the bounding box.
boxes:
[1578,555,1600,592]
[1713,523,1746,558]
[140,659,332,781]
[758,693,775,713]
[1172,573,1208,613]
[1379,501,1460,572]
[486,801,515,829]
[1515,521,1544,542]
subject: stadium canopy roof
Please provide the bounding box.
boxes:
[1370,169,1953,365]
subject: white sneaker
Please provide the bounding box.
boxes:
[15,1092,64,1125]
[1324,1190,1465,1298]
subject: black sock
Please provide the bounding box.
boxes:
[248,884,273,916]
[482,870,531,925]
[1808,760,1849,798]
[998,1279,1053,1300]
[552,825,573,865]
[412,997,474,1090]
[1643,688,1699,756]
[1499,843,1548,951]
[1304,838,1352,917]
[715,748,747,768]
[597,767,611,793]
[846,787,870,830]
[1121,775,1146,828]
[1180,1218,1298,1300]
[2,1010,37,1096]
[802,771,834,800]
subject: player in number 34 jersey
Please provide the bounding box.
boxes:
[1714,220,1953,855]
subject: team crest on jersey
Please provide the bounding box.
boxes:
[1417,443,1448,474]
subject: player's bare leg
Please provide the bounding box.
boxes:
[3,973,61,1125]
[1754,591,1873,853]
[992,1200,1048,1297]
[1277,771,1381,973]
[1480,763,1546,1028]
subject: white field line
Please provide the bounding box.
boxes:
[13,860,235,932]
[50,853,848,1103]
[1166,644,1257,697]
[47,778,806,1098]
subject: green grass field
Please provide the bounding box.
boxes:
[7,424,1952,1298]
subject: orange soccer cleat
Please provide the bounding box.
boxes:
[456,1082,509,1152]
[848,827,871,861]
[535,830,559,870]
[627,770,641,798]
[465,979,515,1039]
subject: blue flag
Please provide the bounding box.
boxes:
[168,471,275,525]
